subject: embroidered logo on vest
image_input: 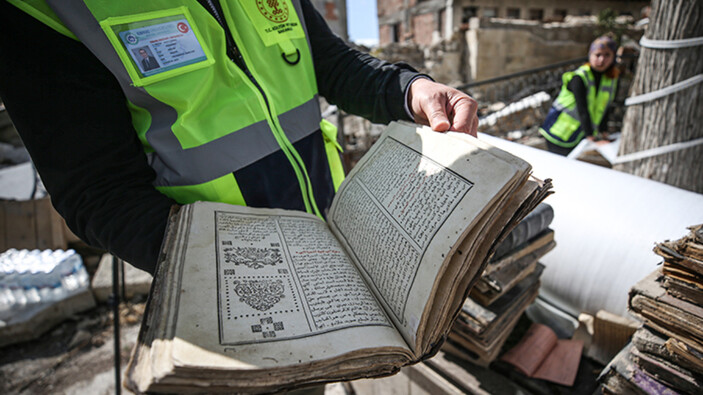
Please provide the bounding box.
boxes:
[256,0,289,23]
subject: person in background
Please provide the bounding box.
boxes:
[539,35,620,156]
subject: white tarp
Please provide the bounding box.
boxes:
[469,133,703,317]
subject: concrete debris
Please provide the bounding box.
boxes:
[479,92,552,136]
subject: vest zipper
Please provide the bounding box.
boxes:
[201,0,321,217]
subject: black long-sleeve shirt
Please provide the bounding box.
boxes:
[0,1,419,273]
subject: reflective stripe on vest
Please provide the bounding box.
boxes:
[142,98,322,187]
[540,64,617,148]
[320,119,345,191]
[22,0,345,217]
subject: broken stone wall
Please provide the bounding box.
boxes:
[371,30,466,86]
[374,16,642,89]
[446,0,649,27]
[466,16,644,82]
[377,0,649,46]
[467,17,598,82]
[412,12,437,47]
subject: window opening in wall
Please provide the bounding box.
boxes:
[506,8,520,19]
[529,8,544,21]
[554,9,567,20]
[461,7,478,24]
[390,23,400,43]
[483,7,498,18]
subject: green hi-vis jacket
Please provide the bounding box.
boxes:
[11,0,345,218]
[540,64,618,148]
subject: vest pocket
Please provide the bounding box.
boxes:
[99,7,215,87]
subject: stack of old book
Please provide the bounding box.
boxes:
[599,224,703,394]
[443,203,555,366]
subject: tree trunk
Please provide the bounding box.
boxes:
[615,0,703,193]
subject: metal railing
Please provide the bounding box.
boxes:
[458,57,590,104]
[457,57,589,91]
[458,53,638,106]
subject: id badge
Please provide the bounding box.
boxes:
[100,7,214,87]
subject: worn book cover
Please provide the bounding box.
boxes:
[631,326,703,387]
[444,264,543,366]
[471,233,554,306]
[598,343,678,395]
[655,224,703,277]
[629,269,703,345]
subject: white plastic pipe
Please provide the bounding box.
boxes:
[470,133,703,317]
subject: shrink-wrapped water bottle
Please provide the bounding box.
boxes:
[35,260,61,303]
[20,263,41,305]
[0,249,28,308]
[0,248,89,310]
[55,250,86,292]
[0,263,15,314]
[46,262,67,303]
[71,251,90,289]
[4,256,27,308]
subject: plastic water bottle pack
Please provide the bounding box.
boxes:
[0,248,89,315]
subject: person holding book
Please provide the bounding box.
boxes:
[0,1,478,275]
[539,35,620,155]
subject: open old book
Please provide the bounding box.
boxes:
[125,122,552,393]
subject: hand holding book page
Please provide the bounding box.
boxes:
[126,122,552,394]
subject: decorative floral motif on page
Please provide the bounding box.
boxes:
[233,279,285,311]
[224,247,282,269]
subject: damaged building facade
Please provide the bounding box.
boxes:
[375,0,647,86]
[378,0,649,47]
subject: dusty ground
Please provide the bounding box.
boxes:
[0,300,352,395]
[0,302,144,395]
[0,303,599,395]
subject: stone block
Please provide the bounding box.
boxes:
[0,289,96,347]
[91,253,153,302]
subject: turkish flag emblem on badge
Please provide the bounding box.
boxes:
[177,22,189,33]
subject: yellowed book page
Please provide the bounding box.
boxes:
[328,122,525,352]
[169,202,411,370]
